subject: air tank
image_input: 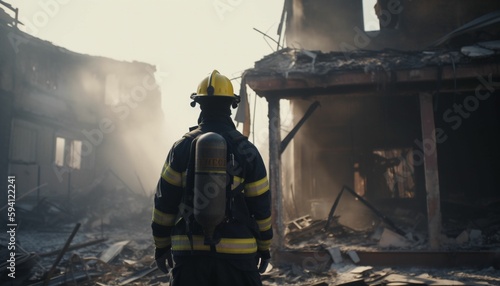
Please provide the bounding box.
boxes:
[193,132,227,245]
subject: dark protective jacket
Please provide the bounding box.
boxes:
[151,116,272,260]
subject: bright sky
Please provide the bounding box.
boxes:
[12,0,285,148]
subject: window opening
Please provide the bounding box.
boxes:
[363,0,380,32]
[68,140,82,169]
[55,137,65,167]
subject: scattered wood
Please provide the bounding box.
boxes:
[99,240,130,263]
[38,238,108,257]
[43,223,81,286]
[335,279,368,286]
[29,271,102,286]
[350,266,373,275]
[117,266,159,285]
[287,215,313,230]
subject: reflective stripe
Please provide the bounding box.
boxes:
[172,235,257,254]
[216,238,258,254]
[154,236,171,248]
[152,208,176,226]
[257,239,272,251]
[172,235,210,252]
[244,177,269,197]
[161,164,182,187]
[256,216,272,232]
[232,176,244,192]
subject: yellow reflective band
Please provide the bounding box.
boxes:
[245,177,269,197]
[153,236,171,248]
[257,239,272,251]
[195,170,227,174]
[232,176,244,192]
[172,235,210,251]
[256,217,272,231]
[172,235,257,254]
[152,208,176,226]
[161,164,182,187]
[216,238,258,254]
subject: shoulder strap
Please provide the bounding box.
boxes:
[184,126,203,139]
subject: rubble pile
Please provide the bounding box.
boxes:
[2,184,500,285]
[280,196,500,285]
[0,224,168,286]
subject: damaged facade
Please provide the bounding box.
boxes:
[243,0,500,271]
[0,16,165,227]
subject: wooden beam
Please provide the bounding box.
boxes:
[246,62,500,96]
[280,101,320,154]
[268,97,285,251]
[419,92,442,250]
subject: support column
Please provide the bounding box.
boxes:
[267,96,284,251]
[419,92,442,250]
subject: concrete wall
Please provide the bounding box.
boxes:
[0,26,165,212]
[286,0,500,51]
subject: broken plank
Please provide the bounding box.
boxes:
[117,266,159,285]
[29,271,102,286]
[99,240,130,263]
[350,266,373,274]
[38,238,108,257]
[382,273,465,285]
[335,279,368,286]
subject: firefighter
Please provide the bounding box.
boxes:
[152,70,272,286]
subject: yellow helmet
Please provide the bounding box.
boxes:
[190,70,240,106]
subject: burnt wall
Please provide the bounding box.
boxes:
[0,25,16,210]
[288,94,422,219]
[433,90,500,202]
[0,27,165,212]
[286,0,500,52]
[286,0,364,51]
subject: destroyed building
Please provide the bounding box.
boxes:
[243,0,500,270]
[2,0,500,285]
[0,11,165,227]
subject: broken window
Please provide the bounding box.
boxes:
[372,0,401,30]
[363,0,380,31]
[55,137,65,167]
[54,137,82,170]
[68,140,82,169]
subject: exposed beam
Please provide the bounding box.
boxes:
[280,101,320,154]
[419,92,442,250]
[246,62,500,97]
[268,97,285,251]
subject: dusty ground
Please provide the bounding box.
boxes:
[1,215,499,286]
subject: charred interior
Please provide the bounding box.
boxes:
[244,0,500,277]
